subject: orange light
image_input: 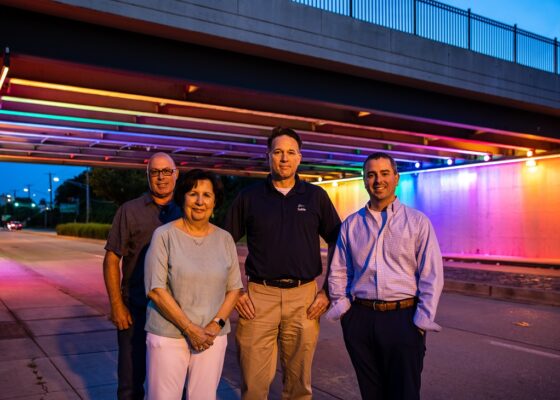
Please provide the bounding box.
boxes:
[187,85,199,94]
[358,111,371,117]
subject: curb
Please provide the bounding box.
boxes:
[444,280,560,307]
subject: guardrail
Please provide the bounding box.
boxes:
[292,0,559,74]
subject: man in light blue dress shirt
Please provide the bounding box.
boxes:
[327,152,443,400]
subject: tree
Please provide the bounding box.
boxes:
[90,168,147,206]
[214,175,260,226]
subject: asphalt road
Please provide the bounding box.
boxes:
[1,230,559,399]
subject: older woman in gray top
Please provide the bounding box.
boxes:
[144,169,243,400]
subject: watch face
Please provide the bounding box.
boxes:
[215,318,225,328]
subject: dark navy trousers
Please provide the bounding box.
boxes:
[341,303,426,400]
[117,299,147,400]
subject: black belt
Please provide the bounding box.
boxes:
[249,277,314,289]
[354,297,417,312]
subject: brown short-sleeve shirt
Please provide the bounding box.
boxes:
[105,193,182,304]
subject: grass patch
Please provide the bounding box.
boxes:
[56,223,111,240]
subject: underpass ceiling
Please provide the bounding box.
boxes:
[1,53,559,181]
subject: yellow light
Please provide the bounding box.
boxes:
[0,66,8,90]
[0,96,263,130]
[332,182,339,187]
[526,150,534,157]
[7,78,305,124]
[525,159,537,168]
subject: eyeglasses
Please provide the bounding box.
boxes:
[148,168,176,177]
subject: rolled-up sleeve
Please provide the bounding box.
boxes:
[413,218,444,332]
[144,228,169,294]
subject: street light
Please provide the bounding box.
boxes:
[45,174,60,227]
[47,173,59,210]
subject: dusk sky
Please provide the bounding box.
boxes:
[1,0,558,199]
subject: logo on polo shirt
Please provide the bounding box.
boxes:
[297,204,307,212]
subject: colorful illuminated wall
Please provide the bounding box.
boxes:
[319,157,560,259]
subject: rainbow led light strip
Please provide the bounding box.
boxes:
[0,95,453,163]
[6,79,504,157]
[315,153,560,185]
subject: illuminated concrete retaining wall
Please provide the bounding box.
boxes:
[318,157,560,259]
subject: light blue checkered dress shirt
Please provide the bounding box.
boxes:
[327,198,444,331]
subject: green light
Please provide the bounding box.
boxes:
[14,202,19,207]
[0,110,250,139]
[305,163,362,172]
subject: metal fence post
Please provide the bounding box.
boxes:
[349,0,353,18]
[555,37,558,74]
[413,0,417,35]
[467,8,471,50]
[513,24,517,63]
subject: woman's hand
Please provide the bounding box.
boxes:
[184,324,215,352]
[203,320,222,345]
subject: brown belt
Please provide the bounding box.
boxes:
[354,297,417,312]
[249,277,314,289]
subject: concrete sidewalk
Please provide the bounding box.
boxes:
[1,232,559,399]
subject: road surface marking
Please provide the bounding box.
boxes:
[490,341,560,360]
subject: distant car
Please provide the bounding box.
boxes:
[6,221,23,231]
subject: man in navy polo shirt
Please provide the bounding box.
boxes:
[224,127,340,400]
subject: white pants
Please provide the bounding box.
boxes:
[145,332,227,400]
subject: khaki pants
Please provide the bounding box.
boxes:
[236,281,320,400]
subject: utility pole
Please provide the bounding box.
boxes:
[85,168,90,223]
[48,173,53,210]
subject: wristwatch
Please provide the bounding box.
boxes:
[213,317,226,328]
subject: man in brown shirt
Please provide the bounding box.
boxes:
[103,153,181,400]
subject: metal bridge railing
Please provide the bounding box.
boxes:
[292,0,559,74]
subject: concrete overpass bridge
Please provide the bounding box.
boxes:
[0,0,558,181]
